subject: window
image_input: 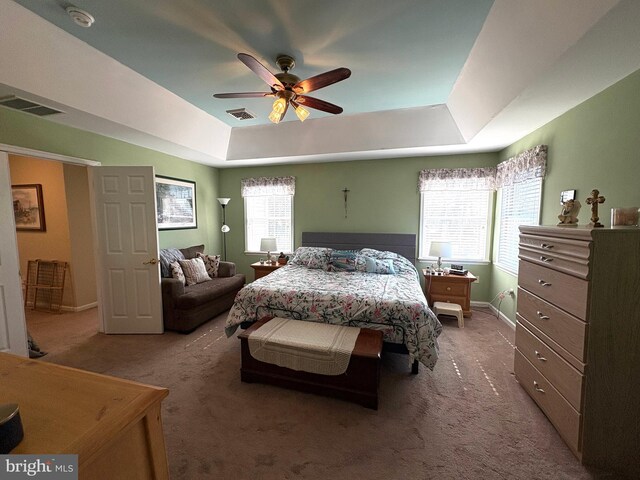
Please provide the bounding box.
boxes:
[418,168,495,262]
[494,145,547,274]
[495,178,542,274]
[242,176,294,253]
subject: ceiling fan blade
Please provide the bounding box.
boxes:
[296,95,343,114]
[213,92,274,98]
[237,53,284,90]
[293,68,351,94]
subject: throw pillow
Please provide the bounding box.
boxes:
[328,250,358,272]
[364,256,396,275]
[179,244,205,260]
[197,252,221,278]
[169,261,186,286]
[178,257,210,286]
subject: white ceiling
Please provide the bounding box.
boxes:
[2,0,640,167]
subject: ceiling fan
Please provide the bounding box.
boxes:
[214,53,351,124]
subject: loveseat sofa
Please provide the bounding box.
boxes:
[160,244,245,332]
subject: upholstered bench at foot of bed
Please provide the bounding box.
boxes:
[238,317,383,409]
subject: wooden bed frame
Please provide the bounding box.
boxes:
[301,232,421,374]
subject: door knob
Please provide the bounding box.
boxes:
[143,258,158,265]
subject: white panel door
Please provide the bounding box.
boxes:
[0,152,28,355]
[90,166,163,333]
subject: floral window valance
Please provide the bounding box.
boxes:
[418,167,496,192]
[495,145,547,188]
[241,176,296,197]
[418,145,547,191]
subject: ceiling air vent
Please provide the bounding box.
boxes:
[0,96,64,116]
[226,108,255,121]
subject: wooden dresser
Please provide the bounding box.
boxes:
[0,353,169,479]
[515,226,640,478]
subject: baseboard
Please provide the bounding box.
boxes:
[487,304,516,330]
[60,302,98,313]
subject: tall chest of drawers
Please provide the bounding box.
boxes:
[515,225,640,478]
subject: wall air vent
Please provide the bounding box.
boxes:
[0,96,64,116]
[226,108,255,120]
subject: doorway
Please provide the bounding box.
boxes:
[9,154,99,357]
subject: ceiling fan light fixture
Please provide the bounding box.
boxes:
[268,110,282,124]
[293,103,310,122]
[269,97,287,124]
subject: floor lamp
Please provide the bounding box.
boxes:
[217,198,230,261]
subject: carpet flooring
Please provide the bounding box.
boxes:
[27,308,615,479]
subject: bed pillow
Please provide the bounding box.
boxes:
[178,257,210,286]
[290,247,332,269]
[197,252,220,278]
[169,261,186,286]
[364,256,396,275]
[360,248,418,278]
[328,250,359,272]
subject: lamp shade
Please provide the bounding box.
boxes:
[260,237,277,252]
[217,197,231,206]
[429,241,452,259]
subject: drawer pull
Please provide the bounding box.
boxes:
[446,287,451,291]
[534,350,547,361]
[533,381,545,393]
[539,256,554,263]
[538,279,552,287]
[540,243,554,249]
[536,311,550,320]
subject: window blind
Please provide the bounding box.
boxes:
[496,177,542,274]
[244,195,293,253]
[419,189,492,261]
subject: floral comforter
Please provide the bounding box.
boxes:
[226,263,442,370]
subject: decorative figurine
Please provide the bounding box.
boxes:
[585,189,606,228]
[557,199,581,225]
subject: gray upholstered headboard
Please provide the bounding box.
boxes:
[301,232,416,263]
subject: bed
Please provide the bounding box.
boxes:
[225,233,442,372]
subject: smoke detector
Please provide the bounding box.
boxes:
[66,6,95,28]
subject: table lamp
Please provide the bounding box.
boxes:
[260,237,277,264]
[429,241,452,275]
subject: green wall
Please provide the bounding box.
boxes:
[6,65,639,319]
[490,67,640,323]
[219,153,499,301]
[0,108,221,251]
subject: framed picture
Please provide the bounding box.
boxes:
[560,189,576,205]
[155,176,197,230]
[12,184,46,231]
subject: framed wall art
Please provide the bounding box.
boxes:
[155,176,197,230]
[12,184,46,231]
[560,189,576,205]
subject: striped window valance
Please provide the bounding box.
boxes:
[241,176,296,197]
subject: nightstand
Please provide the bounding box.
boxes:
[251,261,283,280]
[422,270,476,317]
